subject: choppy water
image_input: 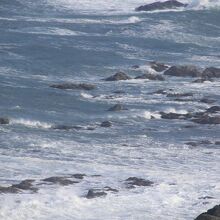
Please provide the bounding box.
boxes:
[0,0,220,219]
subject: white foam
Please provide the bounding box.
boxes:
[11,118,51,129]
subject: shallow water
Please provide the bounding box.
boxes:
[0,0,220,219]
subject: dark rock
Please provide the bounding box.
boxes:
[50,83,96,90]
[215,141,220,145]
[135,0,188,12]
[108,104,127,111]
[195,205,220,220]
[202,67,220,78]
[206,106,220,113]
[150,61,169,72]
[0,186,20,194]
[113,90,125,94]
[12,179,37,192]
[71,174,86,179]
[100,121,112,127]
[0,118,9,125]
[86,189,107,199]
[185,142,198,147]
[131,65,140,69]
[52,125,83,131]
[200,98,216,104]
[199,196,215,200]
[125,177,154,187]
[103,186,119,193]
[192,115,220,124]
[42,176,78,186]
[160,112,189,120]
[105,72,131,81]
[135,73,165,81]
[164,65,202,77]
[167,92,193,98]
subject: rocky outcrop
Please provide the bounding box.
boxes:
[135,73,165,81]
[108,104,127,111]
[164,65,202,77]
[105,72,131,81]
[125,177,154,188]
[195,205,220,220]
[135,0,188,12]
[0,118,9,125]
[100,121,112,127]
[202,67,220,78]
[150,61,169,72]
[50,83,96,90]
[42,176,78,186]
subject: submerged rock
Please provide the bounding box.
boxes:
[105,72,131,81]
[192,115,220,125]
[206,106,220,113]
[164,65,202,77]
[0,186,20,194]
[50,83,96,90]
[135,73,165,81]
[100,121,112,127]
[195,205,220,220]
[166,92,193,98]
[108,104,127,111]
[150,61,169,72]
[202,67,220,78]
[42,176,78,186]
[71,174,86,179]
[51,125,83,131]
[0,118,9,125]
[125,177,154,188]
[135,0,188,12]
[160,112,189,120]
[86,189,107,199]
[12,179,36,192]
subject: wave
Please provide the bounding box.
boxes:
[11,118,52,129]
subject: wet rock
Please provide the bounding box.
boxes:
[113,90,125,94]
[103,186,119,193]
[215,141,220,145]
[185,142,198,147]
[199,196,215,200]
[100,121,112,127]
[0,186,20,194]
[150,61,169,72]
[192,115,220,124]
[0,118,9,125]
[195,205,220,220]
[164,65,202,77]
[131,65,140,69]
[135,73,165,81]
[135,0,187,11]
[206,106,220,113]
[42,176,78,186]
[167,92,193,98]
[51,125,83,131]
[108,104,127,111]
[105,72,131,81]
[125,177,154,187]
[71,174,86,179]
[12,179,37,192]
[86,189,107,199]
[200,98,216,104]
[160,112,189,120]
[202,67,220,78]
[50,83,96,90]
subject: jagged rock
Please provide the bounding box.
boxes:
[202,67,220,78]
[108,104,127,111]
[167,92,193,98]
[42,176,78,186]
[50,83,96,90]
[192,115,220,124]
[0,118,9,125]
[150,61,169,72]
[195,205,220,220]
[125,177,154,188]
[105,72,131,81]
[135,73,165,81]
[164,65,202,77]
[100,121,112,127]
[86,189,107,199]
[206,106,220,113]
[135,0,188,12]
[12,179,37,192]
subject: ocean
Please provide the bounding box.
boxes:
[0,0,220,219]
